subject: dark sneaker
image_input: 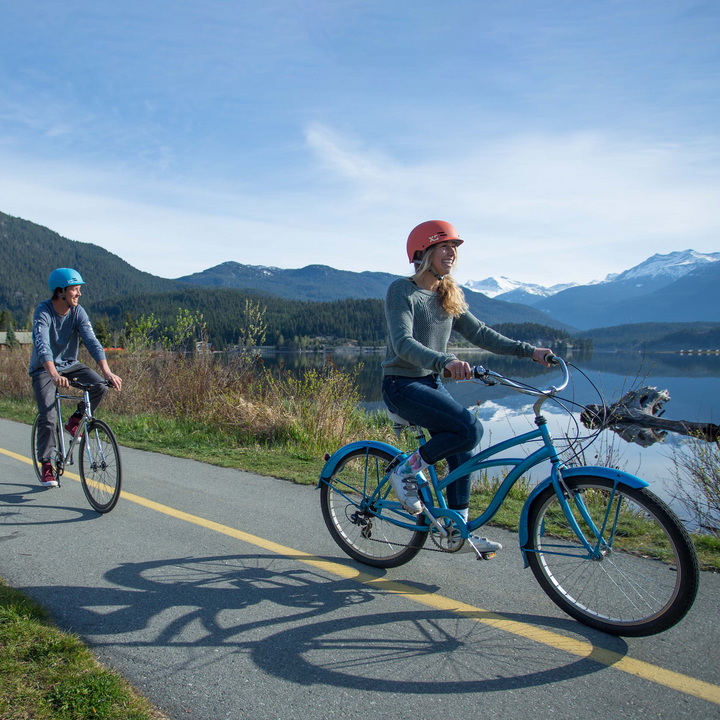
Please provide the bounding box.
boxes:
[64,414,81,438]
[40,463,59,488]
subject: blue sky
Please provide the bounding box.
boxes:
[1,0,719,285]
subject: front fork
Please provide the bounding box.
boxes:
[550,466,617,559]
[55,388,94,481]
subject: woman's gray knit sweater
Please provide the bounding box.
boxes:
[382,278,536,377]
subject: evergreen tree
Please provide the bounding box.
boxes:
[94,315,112,348]
[5,323,18,349]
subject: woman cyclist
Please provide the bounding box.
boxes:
[29,268,122,487]
[382,220,551,552]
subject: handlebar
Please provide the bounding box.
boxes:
[444,356,570,400]
[67,379,113,390]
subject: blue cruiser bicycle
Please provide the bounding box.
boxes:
[319,357,699,637]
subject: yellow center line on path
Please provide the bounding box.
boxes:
[3,445,719,706]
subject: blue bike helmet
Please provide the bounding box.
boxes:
[48,268,85,293]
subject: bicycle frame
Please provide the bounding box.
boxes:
[319,357,651,564]
[51,385,96,481]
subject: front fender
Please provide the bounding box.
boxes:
[317,441,402,488]
[517,466,650,567]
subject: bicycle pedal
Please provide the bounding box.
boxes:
[478,552,497,560]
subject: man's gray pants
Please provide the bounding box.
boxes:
[32,363,108,463]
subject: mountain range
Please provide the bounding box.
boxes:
[463,276,578,301]
[464,250,720,329]
[176,261,572,330]
[1,211,719,335]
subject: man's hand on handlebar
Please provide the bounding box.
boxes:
[51,373,71,389]
[103,371,123,392]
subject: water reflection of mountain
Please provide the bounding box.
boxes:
[260,350,583,403]
[258,350,720,417]
[580,352,720,378]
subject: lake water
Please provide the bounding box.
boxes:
[261,349,720,523]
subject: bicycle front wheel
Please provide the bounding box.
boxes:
[527,476,699,636]
[320,447,427,568]
[79,420,122,513]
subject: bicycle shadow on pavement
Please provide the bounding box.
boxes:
[250,607,632,694]
[22,552,630,694]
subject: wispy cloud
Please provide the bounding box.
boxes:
[304,124,720,282]
[1,125,719,284]
[1,2,719,286]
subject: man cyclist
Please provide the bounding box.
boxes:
[29,268,122,487]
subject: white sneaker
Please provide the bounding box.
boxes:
[387,468,423,515]
[457,535,502,554]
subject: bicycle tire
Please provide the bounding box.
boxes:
[79,419,122,513]
[30,414,62,483]
[527,476,699,636]
[320,446,427,568]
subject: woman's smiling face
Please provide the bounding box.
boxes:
[430,241,459,276]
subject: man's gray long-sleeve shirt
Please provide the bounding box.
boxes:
[29,300,106,377]
[382,278,536,377]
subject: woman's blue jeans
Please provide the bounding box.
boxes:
[382,373,483,510]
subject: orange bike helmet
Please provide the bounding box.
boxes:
[406,220,463,263]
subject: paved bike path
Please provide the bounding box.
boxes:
[1,417,719,719]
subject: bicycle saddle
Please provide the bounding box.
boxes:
[386,408,411,426]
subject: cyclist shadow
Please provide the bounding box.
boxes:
[53,553,380,644]
[33,552,631,694]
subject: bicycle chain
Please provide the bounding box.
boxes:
[361,532,456,554]
[358,519,466,554]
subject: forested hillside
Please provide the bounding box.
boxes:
[92,288,388,348]
[0,211,182,322]
[92,288,579,350]
[179,261,399,302]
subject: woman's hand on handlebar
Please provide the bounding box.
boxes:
[444,359,473,380]
[532,347,555,367]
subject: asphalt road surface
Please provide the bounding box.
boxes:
[1,416,719,720]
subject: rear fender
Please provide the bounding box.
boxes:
[517,466,650,567]
[317,441,402,488]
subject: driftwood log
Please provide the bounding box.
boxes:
[581,386,720,446]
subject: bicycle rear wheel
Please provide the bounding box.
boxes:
[79,419,122,513]
[320,446,427,568]
[527,476,699,636]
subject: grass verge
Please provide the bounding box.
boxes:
[0,577,166,720]
[1,398,717,571]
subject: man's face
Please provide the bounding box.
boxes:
[63,284,83,307]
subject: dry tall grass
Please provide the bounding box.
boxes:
[0,345,394,455]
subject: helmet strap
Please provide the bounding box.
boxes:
[59,289,72,310]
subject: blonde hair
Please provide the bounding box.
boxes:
[412,245,468,317]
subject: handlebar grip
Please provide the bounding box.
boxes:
[544,353,560,366]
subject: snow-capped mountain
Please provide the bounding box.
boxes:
[462,276,576,299]
[464,250,719,302]
[609,250,720,284]
[462,276,521,298]
[533,249,720,329]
